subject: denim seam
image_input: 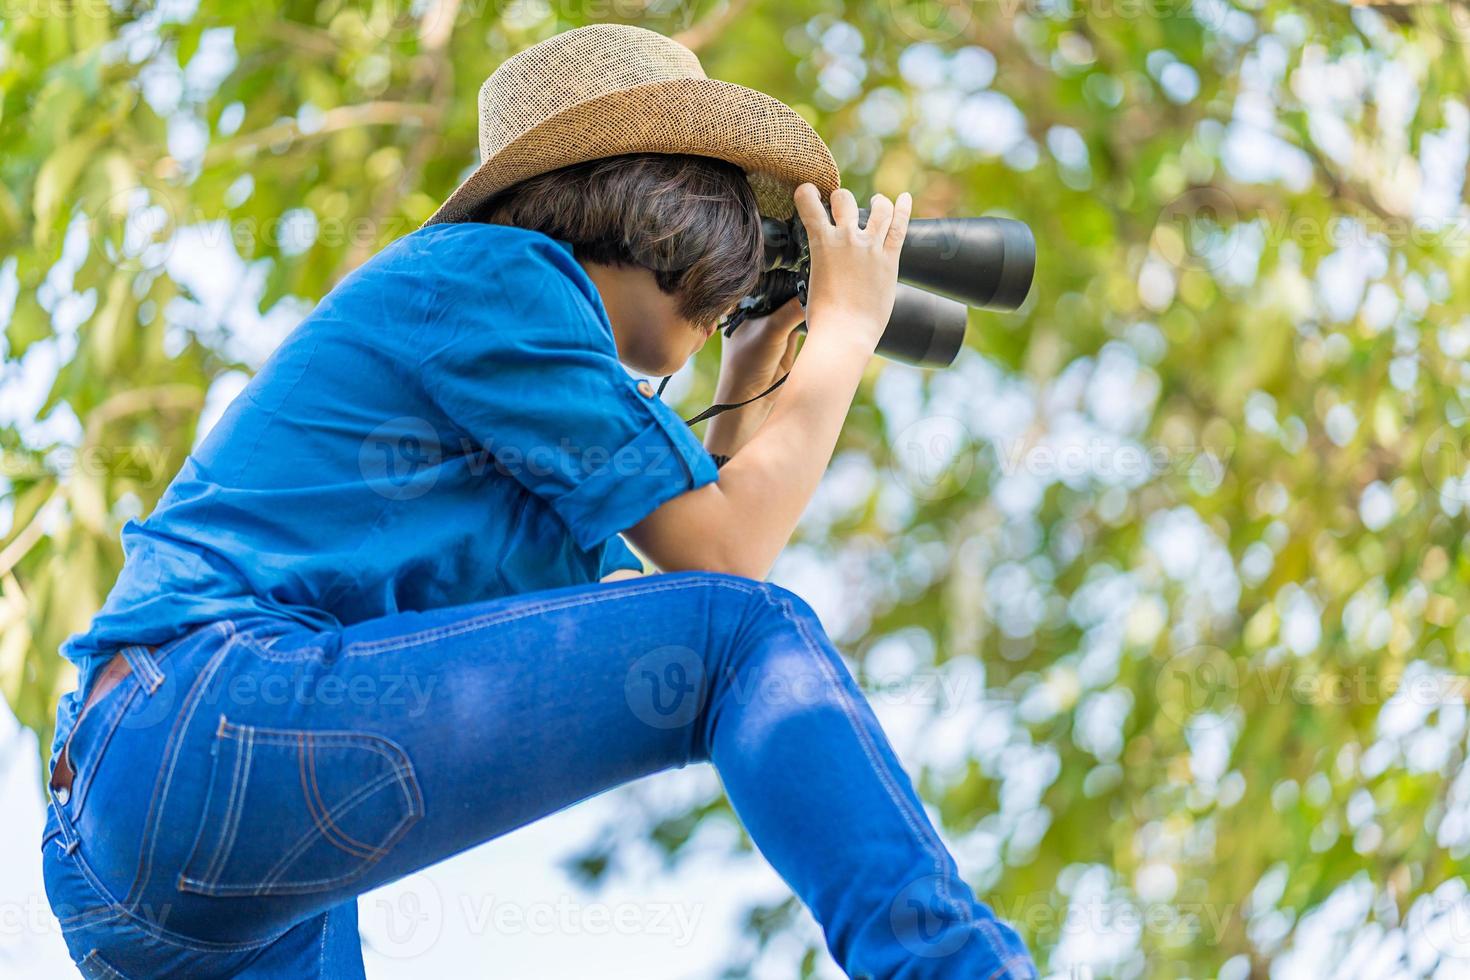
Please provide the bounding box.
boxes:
[220,723,417,762]
[218,724,253,883]
[62,620,204,819]
[47,827,120,930]
[341,575,761,657]
[121,645,163,695]
[50,628,196,773]
[199,723,254,887]
[272,774,418,895]
[295,750,418,863]
[182,765,421,898]
[299,747,397,858]
[768,590,959,916]
[79,948,131,980]
[64,825,289,954]
[55,630,300,956]
[51,798,79,854]
[123,622,238,909]
[316,912,329,970]
[59,677,146,821]
[52,897,126,929]
[263,768,417,886]
[176,722,423,898]
[175,767,404,896]
[238,638,330,663]
[272,731,423,891]
[58,909,125,933]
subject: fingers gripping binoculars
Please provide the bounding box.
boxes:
[727,211,1037,367]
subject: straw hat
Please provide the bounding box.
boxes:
[424,24,840,225]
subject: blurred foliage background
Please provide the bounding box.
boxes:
[5,0,1470,976]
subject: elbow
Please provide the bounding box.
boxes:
[627,482,781,581]
[703,531,778,581]
[707,556,772,582]
[655,538,774,582]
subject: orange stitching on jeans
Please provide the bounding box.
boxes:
[257,768,411,891]
[310,735,386,858]
[298,735,382,860]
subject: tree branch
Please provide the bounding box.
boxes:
[0,494,57,580]
[674,0,756,53]
[83,383,204,446]
[263,20,339,58]
[200,101,441,167]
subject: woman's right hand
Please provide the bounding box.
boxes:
[793,183,913,353]
[627,185,913,581]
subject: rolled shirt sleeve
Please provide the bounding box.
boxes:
[424,231,718,552]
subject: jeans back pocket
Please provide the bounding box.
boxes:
[178,717,423,897]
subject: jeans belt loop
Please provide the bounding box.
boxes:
[120,643,164,695]
[48,644,160,807]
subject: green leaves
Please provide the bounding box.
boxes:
[4,1,1470,975]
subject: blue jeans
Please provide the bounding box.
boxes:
[42,572,1036,978]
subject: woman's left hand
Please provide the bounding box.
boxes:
[716,296,806,400]
[704,296,807,458]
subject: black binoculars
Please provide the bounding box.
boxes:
[728,211,1036,367]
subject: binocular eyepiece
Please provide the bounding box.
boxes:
[729,210,1037,367]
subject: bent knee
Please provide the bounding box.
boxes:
[648,570,775,611]
[646,572,824,641]
[654,569,765,591]
[667,573,818,616]
[752,580,821,624]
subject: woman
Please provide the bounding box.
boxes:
[42,24,1036,979]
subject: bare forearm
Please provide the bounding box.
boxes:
[629,327,872,579]
[711,330,869,566]
[702,373,781,458]
[703,306,804,458]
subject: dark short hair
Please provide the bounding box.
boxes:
[469,154,763,327]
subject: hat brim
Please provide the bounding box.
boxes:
[424,77,840,226]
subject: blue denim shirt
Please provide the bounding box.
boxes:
[54,222,718,750]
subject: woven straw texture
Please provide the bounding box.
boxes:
[425,24,840,224]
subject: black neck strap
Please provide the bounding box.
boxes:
[653,371,791,426]
[655,305,798,425]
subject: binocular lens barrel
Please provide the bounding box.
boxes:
[758,211,1036,369]
[896,217,1035,312]
[879,285,968,366]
